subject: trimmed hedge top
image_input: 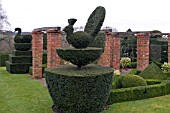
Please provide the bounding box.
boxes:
[45,64,113,77]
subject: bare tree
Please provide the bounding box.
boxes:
[0,0,10,30]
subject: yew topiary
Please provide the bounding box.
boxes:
[45,6,113,113]
[139,62,167,80]
[84,6,106,38]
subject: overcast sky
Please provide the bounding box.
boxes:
[2,0,170,33]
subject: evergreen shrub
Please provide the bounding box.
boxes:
[12,50,32,56]
[121,74,147,88]
[56,47,103,68]
[68,31,92,48]
[84,6,106,38]
[19,35,32,43]
[0,53,9,66]
[128,69,141,75]
[45,64,113,113]
[14,43,32,51]
[9,54,32,63]
[6,61,31,73]
[139,62,167,80]
[107,80,170,104]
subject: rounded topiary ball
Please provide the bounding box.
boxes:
[122,74,147,88]
[69,31,93,48]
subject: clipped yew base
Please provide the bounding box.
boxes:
[45,64,113,113]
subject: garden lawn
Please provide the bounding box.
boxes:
[102,94,170,113]
[0,67,53,113]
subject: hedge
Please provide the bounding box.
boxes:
[107,79,170,105]
[6,61,31,74]
[0,53,9,66]
[9,54,32,64]
[12,50,32,56]
[45,64,113,113]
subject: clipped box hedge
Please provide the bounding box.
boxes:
[12,50,32,56]
[9,54,32,63]
[107,79,170,105]
[0,53,9,66]
[6,61,31,74]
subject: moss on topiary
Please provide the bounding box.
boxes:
[45,64,113,113]
[122,74,147,88]
[84,6,106,38]
[56,47,103,68]
[139,62,167,80]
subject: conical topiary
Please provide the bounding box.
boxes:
[139,62,167,80]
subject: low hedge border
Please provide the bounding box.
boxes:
[107,79,170,105]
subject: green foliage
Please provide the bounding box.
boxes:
[0,52,9,66]
[14,43,32,51]
[45,64,113,113]
[12,50,32,56]
[43,33,47,50]
[43,50,47,64]
[112,75,123,89]
[56,47,103,68]
[9,54,32,64]
[14,28,32,43]
[107,80,170,104]
[20,35,32,43]
[146,79,162,85]
[14,28,22,43]
[6,61,31,74]
[68,31,93,48]
[89,31,105,51]
[161,62,170,72]
[139,62,167,80]
[121,75,147,88]
[128,69,141,75]
[84,6,106,38]
[120,57,131,68]
[127,62,137,68]
[153,61,162,69]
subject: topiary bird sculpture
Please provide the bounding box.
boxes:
[63,6,106,49]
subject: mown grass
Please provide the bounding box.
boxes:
[0,67,53,113]
[102,94,170,113]
[1,67,170,113]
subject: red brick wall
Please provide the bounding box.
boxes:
[47,29,62,68]
[136,33,150,70]
[98,32,113,66]
[98,32,120,70]
[32,31,43,79]
[112,33,120,70]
